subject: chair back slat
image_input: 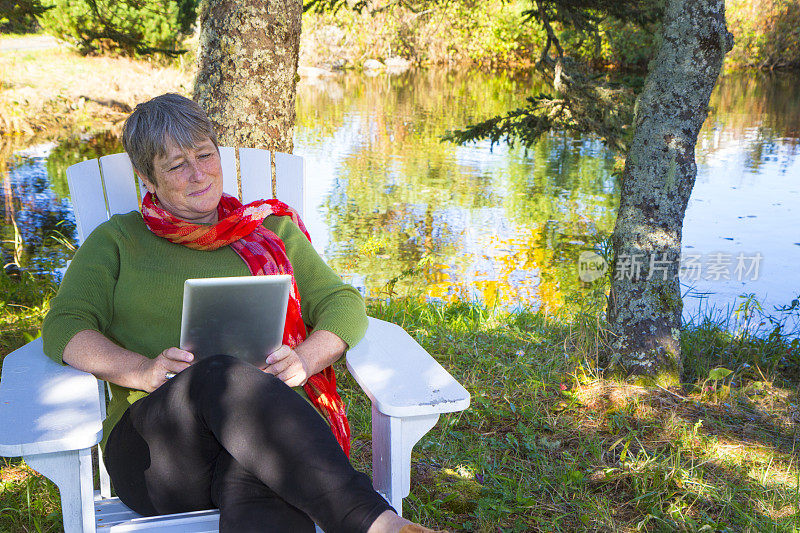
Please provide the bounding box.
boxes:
[99,154,139,217]
[67,147,305,243]
[275,152,305,217]
[239,148,272,205]
[218,146,238,198]
[66,159,110,244]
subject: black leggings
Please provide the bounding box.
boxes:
[104,354,392,533]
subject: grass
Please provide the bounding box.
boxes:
[0,37,193,137]
[0,271,58,532]
[349,299,800,531]
[1,275,799,531]
[0,270,54,354]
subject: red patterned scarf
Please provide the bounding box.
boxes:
[142,192,351,456]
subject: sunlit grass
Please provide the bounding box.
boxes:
[1,283,799,531]
[0,43,193,136]
[360,297,800,531]
[0,32,40,41]
[0,458,61,533]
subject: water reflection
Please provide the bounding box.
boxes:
[297,70,619,313]
[294,69,800,320]
[1,69,798,324]
[685,72,800,325]
[1,142,75,277]
[0,132,122,278]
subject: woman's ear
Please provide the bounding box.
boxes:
[135,169,156,193]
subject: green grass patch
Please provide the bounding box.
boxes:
[352,298,800,531]
[0,458,62,533]
[1,287,799,531]
[0,270,53,356]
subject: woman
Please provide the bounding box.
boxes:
[42,93,445,533]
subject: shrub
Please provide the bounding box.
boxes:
[726,0,800,70]
[301,0,545,68]
[38,0,198,57]
[0,0,52,33]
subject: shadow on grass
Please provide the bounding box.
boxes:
[364,298,800,532]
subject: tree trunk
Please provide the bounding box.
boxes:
[193,0,302,153]
[606,0,733,383]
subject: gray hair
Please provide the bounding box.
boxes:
[122,93,219,185]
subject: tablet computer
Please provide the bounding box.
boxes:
[179,275,291,366]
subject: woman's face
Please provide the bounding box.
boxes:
[141,137,223,224]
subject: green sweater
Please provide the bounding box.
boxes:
[42,211,368,451]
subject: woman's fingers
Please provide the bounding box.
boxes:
[135,347,194,392]
[265,345,292,365]
[276,366,307,387]
[262,345,293,373]
[263,346,310,386]
[265,357,292,375]
[155,349,193,383]
[162,347,194,363]
[164,360,192,374]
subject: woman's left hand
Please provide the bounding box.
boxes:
[262,345,312,387]
[261,330,348,387]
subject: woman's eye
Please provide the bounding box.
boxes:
[199,153,211,159]
[169,162,184,171]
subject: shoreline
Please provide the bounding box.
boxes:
[4,31,798,143]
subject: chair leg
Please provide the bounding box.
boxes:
[370,405,439,517]
[24,448,95,533]
[96,445,112,499]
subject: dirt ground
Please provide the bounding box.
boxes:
[0,36,194,138]
[0,34,61,52]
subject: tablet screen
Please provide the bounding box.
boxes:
[179,275,291,365]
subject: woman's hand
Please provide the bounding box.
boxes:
[261,330,348,387]
[62,330,195,393]
[138,347,194,392]
[262,345,312,387]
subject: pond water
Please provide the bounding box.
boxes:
[2,70,799,331]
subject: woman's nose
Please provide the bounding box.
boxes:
[186,160,204,181]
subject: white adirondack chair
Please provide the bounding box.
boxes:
[0,147,470,532]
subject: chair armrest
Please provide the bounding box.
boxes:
[0,338,103,457]
[346,317,470,418]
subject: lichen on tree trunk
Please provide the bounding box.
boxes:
[607,0,733,382]
[193,0,302,153]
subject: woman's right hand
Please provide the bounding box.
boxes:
[137,347,194,392]
[62,330,195,393]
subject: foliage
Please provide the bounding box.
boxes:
[355,298,800,530]
[682,293,800,385]
[0,0,52,32]
[37,0,198,57]
[303,0,369,13]
[442,0,661,153]
[0,458,61,533]
[0,269,53,355]
[301,0,664,70]
[302,0,546,67]
[300,0,800,74]
[564,14,661,71]
[725,0,800,70]
[521,0,663,68]
[305,0,501,15]
[443,77,636,153]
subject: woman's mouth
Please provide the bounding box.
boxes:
[189,184,212,197]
